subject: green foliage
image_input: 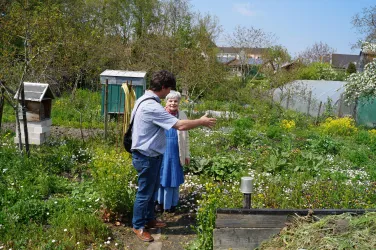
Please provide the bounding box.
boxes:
[47,206,109,248]
[308,135,342,155]
[347,62,357,74]
[354,130,373,145]
[189,155,247,181]
[297,62,346,81]
[322,97,336,119]
[263,148,291,173]
[188,183,221,250]
[294,151,325,174]
[91,148,137,218]
[52,89,102,128]
[0,133,111,249]
[342,147,371,166]
[229,117,259,147]
[266,125,283,139]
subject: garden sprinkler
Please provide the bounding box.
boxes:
[240,177,253,209]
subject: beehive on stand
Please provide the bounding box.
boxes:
[14,82,55,145]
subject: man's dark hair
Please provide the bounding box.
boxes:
[150,70,176,91]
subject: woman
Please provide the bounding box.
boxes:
[155,91,190,213]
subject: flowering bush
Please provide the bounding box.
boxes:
[344,58,376,103]
[281,119,296,131]
[319,117,358,136]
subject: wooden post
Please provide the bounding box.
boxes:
[306,90,312,115]
[353,97,358,123]
[20,83,30,157]
[0,88,4,130]
[338,93,343,117]
[104,79,109,139]
[116,81,124,151]
[286,89,291,109]
[315,101,322,125]
[243,194,252,209]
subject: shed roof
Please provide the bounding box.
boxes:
[331,54,359,68]
[100,70,147,78]
[226,58,263,66]
[14,82,55,102]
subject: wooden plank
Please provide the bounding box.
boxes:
[216,208,376,215]
[216,214,287,228]
[213,228,281,250]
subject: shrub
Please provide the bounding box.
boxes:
[347,62,357,74]
[343,147,370,166]
[319,117,358,136]
[354,130,372,145]
[308,135,342,155]
[266,125,283,139]
[230,117,257,147]
[91,148,137,219]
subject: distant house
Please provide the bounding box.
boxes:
[225,57,263,76]
[330,54,360,71]
[217,46,266,63]
[217,46,266,76]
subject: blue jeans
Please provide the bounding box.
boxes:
[132,151,163,229]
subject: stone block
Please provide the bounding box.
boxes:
[14,136,45,145]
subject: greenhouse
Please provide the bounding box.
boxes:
[273,80,376,128]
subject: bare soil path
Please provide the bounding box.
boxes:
[112,212,197,250]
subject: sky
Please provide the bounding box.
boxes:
[189,0,375,58]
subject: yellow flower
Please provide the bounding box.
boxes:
[281,119,296,131]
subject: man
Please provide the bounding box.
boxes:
[131,70,216,242]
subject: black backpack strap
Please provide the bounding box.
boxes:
[128,97,157,130]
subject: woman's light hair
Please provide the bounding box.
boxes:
[165,90,181,101]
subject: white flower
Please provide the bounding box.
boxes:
[52,240,56,243]
[64,228,67,232]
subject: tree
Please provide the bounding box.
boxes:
[346,62,357,74]
[352,5,376,45]
[227,25,275,82]
[298,41,336,64]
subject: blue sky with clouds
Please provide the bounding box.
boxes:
[189,0,375,57]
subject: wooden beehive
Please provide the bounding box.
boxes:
[14,82,55,122]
